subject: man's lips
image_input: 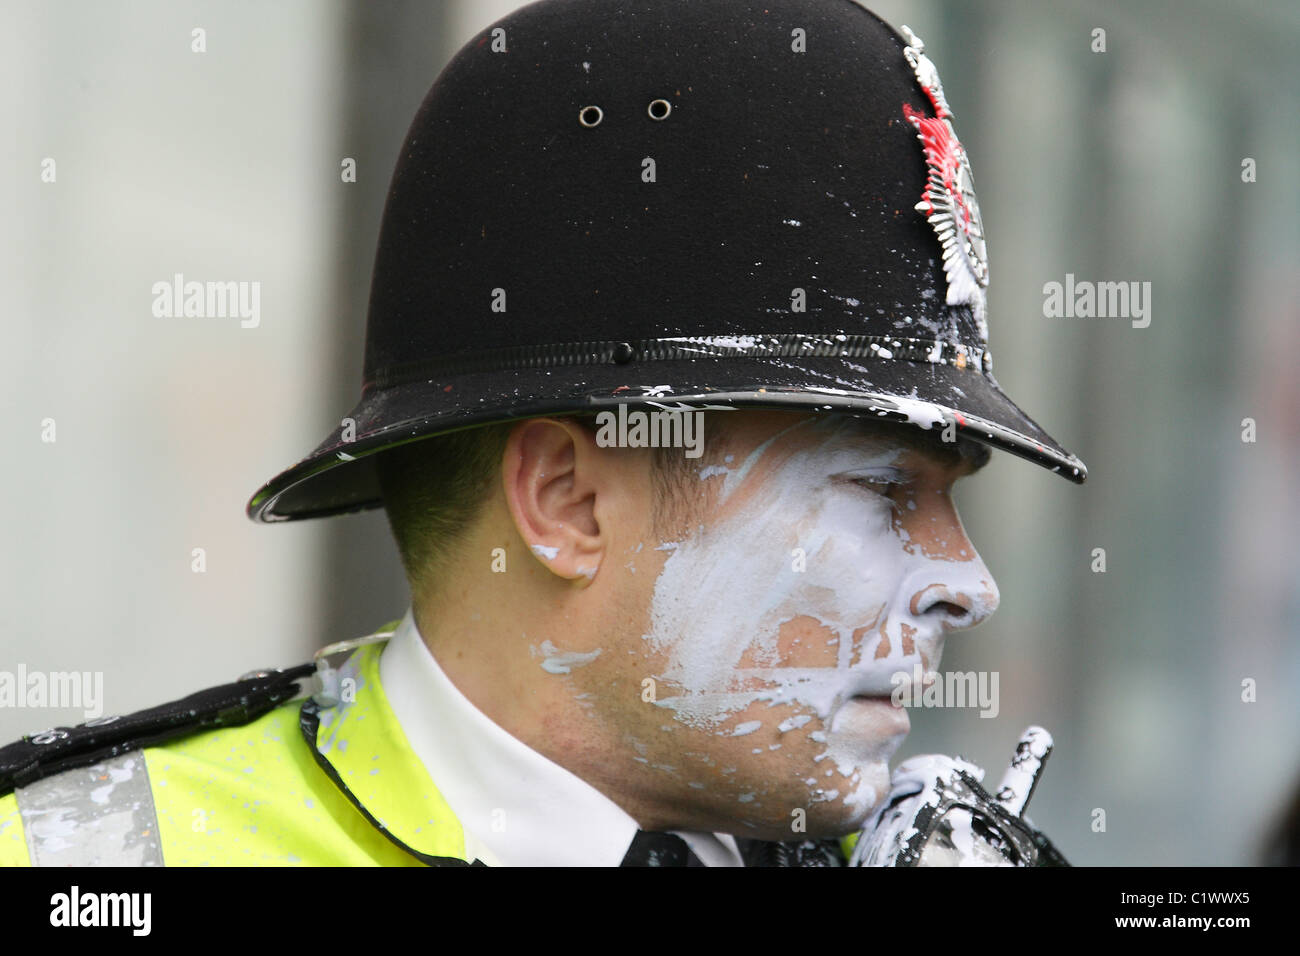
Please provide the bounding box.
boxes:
[719,658,935,704]
[848,695,911,717]
[839,661,932,699]
[668,654,938,722]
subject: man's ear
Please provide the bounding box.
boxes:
[502,418,608,585]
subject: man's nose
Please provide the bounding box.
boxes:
[904,551,1000,633]
[897,495,1000,631]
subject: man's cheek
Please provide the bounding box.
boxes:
[759,615,841,667]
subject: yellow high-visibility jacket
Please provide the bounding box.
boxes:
[0,636,471,866]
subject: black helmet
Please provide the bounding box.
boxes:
[247,0,1087,523]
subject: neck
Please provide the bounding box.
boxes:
[410,549,651,823]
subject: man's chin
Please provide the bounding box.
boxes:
[712,760,894,843]
[806,760,893,838]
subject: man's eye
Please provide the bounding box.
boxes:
[851,477,893,492]
[850,477,899,502]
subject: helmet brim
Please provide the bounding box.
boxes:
[246,352,1086,522]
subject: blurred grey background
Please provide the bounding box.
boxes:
[3,0,1297,865]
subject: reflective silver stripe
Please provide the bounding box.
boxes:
[15,752,164,867]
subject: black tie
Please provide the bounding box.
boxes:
[620,830,704,867]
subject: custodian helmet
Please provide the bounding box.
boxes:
[247,0,1087,523]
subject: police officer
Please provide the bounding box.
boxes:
[0,0,1084,867]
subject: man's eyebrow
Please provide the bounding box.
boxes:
[840,415,990,475]
[956,440,992,476]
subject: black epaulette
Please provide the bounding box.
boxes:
[0,663,316,797]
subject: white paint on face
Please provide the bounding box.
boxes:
[640,416,998,818]
[532,640,602,675]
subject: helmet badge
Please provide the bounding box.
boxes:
[899,25,990,341]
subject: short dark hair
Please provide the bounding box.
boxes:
[374,414,711,600]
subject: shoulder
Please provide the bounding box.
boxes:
[0,663,421,866]
[0,665,312,866]
[0,664,314,800]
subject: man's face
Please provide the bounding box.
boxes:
[591,410,999,840]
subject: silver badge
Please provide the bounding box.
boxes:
[900,25,990,341]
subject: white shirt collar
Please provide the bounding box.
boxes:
[379,608,744,867]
